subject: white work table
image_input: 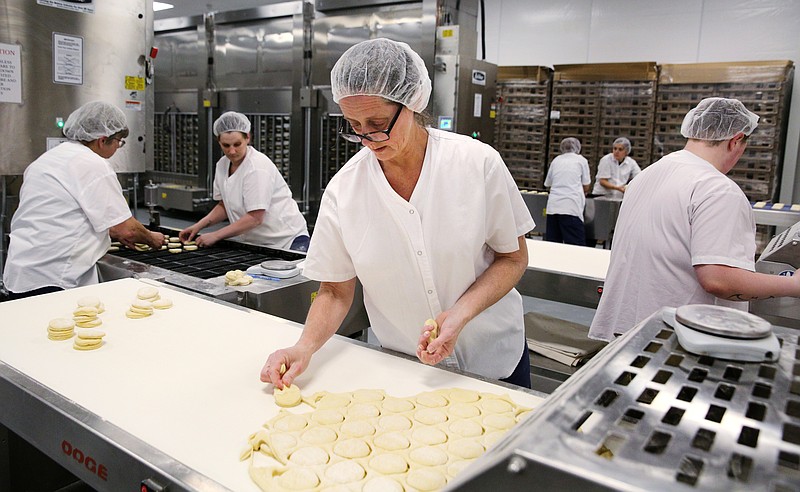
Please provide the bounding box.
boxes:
[0,278,544,491]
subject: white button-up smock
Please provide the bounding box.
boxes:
[303,129,535,379]
[544,152,591,218]
[589,150,755,341]
[591,153,642,198]
[3,142,132,292]
[213,146,308,249]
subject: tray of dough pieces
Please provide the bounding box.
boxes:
[0,278,544,491]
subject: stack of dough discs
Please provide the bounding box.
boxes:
[242,388,531,492]
[134,243,151,252]
[77,295,105,314]
[73,329,105,351]
[73,306,102,328]
[137,287,160,302]
[225,270,254,286]
[47,318,75,341]
[126,299,154,319]
[151,298,173,310]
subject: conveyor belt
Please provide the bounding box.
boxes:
[0,279,545,491]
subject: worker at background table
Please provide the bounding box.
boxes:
[260,38,534,388]
[179,111,310,251]
[2,101,164,301]
[591,137,641,199]
[543,137,591,246]
[589,97,800,341]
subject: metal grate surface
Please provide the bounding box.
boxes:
[484,311,800,491]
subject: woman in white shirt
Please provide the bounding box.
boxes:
[260,39,535,388]
[591,137,641,199]
[544,137,591,245]
[3,101,164,300]
[179,112,309,251]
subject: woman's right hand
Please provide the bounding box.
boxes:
[179,225,200,242]
[260,345,312,389]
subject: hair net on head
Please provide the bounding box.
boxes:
[681,97,759,141]
[331,38,432,113]
[560,137,581,154]
[63,101,127,141]
[613,137,631,152]
[213,111,251,137]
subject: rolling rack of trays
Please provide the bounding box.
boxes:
[548,63,658,180]
[494,66,553,190]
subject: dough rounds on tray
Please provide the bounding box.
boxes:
[242,388,530,491]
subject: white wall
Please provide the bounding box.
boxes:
[480,0,800,202]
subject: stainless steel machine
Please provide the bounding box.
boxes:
[751,219,800,328]
[447,308,800,491]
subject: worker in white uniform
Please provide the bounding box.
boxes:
[590,97,800,341]
[179,112,309,251]
[591,137,641,199]
[260,38,535,388]
[544,137,591,246]
[2,101,164,300]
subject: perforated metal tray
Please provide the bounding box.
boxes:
[448,309,800,491]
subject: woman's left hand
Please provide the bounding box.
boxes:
[416,311,465,366]
[196,231,220,248]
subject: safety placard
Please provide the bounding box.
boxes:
[0,43,22,104]
[53,33,83,85]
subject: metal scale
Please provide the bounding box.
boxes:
[751,219,800,328]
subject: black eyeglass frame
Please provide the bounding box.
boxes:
[108,137,126,148]
[338,104,403,143]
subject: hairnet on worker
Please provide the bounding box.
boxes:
[63,101,127,142]
[613,137,632,152]
[213,111,251,137]
[559,137,582,154]
[330,38,432,113]
[681,97,759,141]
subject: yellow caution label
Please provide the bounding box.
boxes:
[489,110,496,118]
[442,29,454,38]
[125,76,145,91]
[203,99,212,108]
[161,192,167,199]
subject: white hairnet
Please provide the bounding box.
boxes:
[63,101,127,141]
[560,137,581,154]
[613,137,631,152]
[681,97,759,141]
[331,38,432,113]
[213,111,251,136]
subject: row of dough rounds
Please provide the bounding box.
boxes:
[241,388,531,491]
[110,235,198,254]
[46,288,173,350]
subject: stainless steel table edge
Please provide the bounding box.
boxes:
[0,361,231,492]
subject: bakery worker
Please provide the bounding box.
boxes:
[260,38,534,388]
[179,111,310,251]
[590,97,800,341]
[591,137,641,199]
[2,101,165,300]
[543,137,591,246]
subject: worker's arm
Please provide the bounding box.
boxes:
[195,209,265,247]
[418,236,528,365]
[109,217,164,249]
[178,202,228,242]
[599,178,624,193]
[260,278,356,388]
[695,264,800,301]
[583,184,591,194]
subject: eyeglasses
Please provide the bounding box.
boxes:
[339,105,403,143]
[109,137,126,148]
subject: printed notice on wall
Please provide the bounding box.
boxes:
[0,43,22,104]
[473,93,483,118]
[37,0,95,14]
[53,33,83,85]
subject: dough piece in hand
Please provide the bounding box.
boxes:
[274,384,302,408]
[424,318,438,344]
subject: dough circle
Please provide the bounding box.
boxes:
[324,461,365,484]
[288,446,329,466]
[373,432,411,451]
[368,453,409,475]
[363,476,404,492]
[409,445,449,466]
[274,384,302,408]
[406,468,448,491]
[301,427,338,445]
[378,414,412,431]
[276,467,320,490]
[332,438,371,459]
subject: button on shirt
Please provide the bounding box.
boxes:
[591,153,642,198]
[3,142,132,292]
[213,146,308,249]
[302,129,535,380]
[544,152,591,218]
[589,150,755,341]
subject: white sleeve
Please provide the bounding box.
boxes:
[241,166,272,212]
[301,189,357,282]
[484,156,535,253]
[630,159,642,178]
[79,172,132,233]
[212,157,225,201]
[596,155,612,179]
[690,187,756,271]
[581,157,591,185]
